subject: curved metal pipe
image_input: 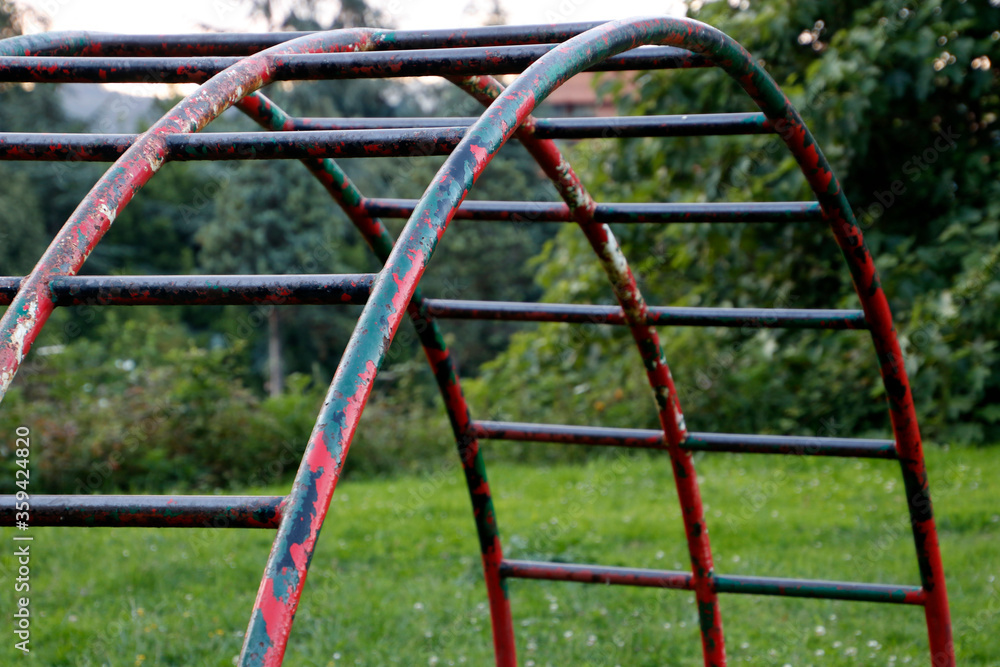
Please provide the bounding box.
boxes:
[0,27,384,403]
[235,91,516,666]
[450,73,724,665]
[454,15,952,665]
[0,22,608,57]
[0,16,952,667]
[614,18,954,664]
[251,15,950,666]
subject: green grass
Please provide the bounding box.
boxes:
[2,444,997,666]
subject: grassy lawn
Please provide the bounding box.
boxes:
[1,444,997,666]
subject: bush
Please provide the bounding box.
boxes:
[0,309,485,493]
[0,311,289,493]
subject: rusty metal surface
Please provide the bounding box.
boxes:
[0,45,708,84]
[362,197,823,222]
[0,128,466,161]
[471,420,899,459]
[235,90,518,665]
[0,16,953,667]
[0,495,283,528]
[452,69,724,661]
[500,560,927,605]
[290,111,773,137]
[421,298,868,329]
[0,274,374,306]
[0,22,607,57]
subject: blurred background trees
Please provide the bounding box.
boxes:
[0,0,997,492]
[473,0,1000,445]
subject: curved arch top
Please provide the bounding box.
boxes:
[0,27,385,401]
[251,15,947,665]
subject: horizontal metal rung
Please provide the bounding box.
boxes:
[291,112,773,138]
[0,45,710,84]
[472,420,665,448]
[362,198,823,223]
[713,573,925,605]
[500,559,693,589]
[0,274,375,306]
[0,117,776,162]
[472,421,897,459]
[685,432,898,459]
[15,23,607,57]
[424,300,868,330]
[0,129,466,162]
[500,560,926,605]
[0,495,284,528]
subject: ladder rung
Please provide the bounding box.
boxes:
[290,112,773,138]
[472,421,897,459]
[500,559,693,589]
[0,495,283,528]
[500,560,925,605]
[427,301,867,329]
[685,432,898,459]
[0,45,710,85]
[0,129,465,162]
[713,573,926,605]
[362,198,823,223]
[473,420,664,448]
[0,274,375,306]
[34,22,608,57]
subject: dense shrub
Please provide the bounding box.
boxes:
[0,311,483,493]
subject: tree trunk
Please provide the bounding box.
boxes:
[268,308,283,397]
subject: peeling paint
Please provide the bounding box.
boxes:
[0,16,952,667]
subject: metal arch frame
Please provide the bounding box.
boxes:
[0,26,384,397]
[240,15,950,665]
[231,90,517,664]
[0,15,953,667]
[0,24,513,665]
[448,72,723,659]
[455,21,954,664]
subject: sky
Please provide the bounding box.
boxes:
[11,0,686,97]
[16,0,687,34]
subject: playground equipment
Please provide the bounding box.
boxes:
[0,17,953,666]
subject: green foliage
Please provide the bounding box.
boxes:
[0,312,275,492]
[0,309,473,493]
[473,1,1000,444]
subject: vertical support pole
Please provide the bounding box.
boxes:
[452,73,725,666]
[236,92,517,666]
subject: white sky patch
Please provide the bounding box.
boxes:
[13,0,686,96]
[16,0,685,34]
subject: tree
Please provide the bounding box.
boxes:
[0,2,83,275]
